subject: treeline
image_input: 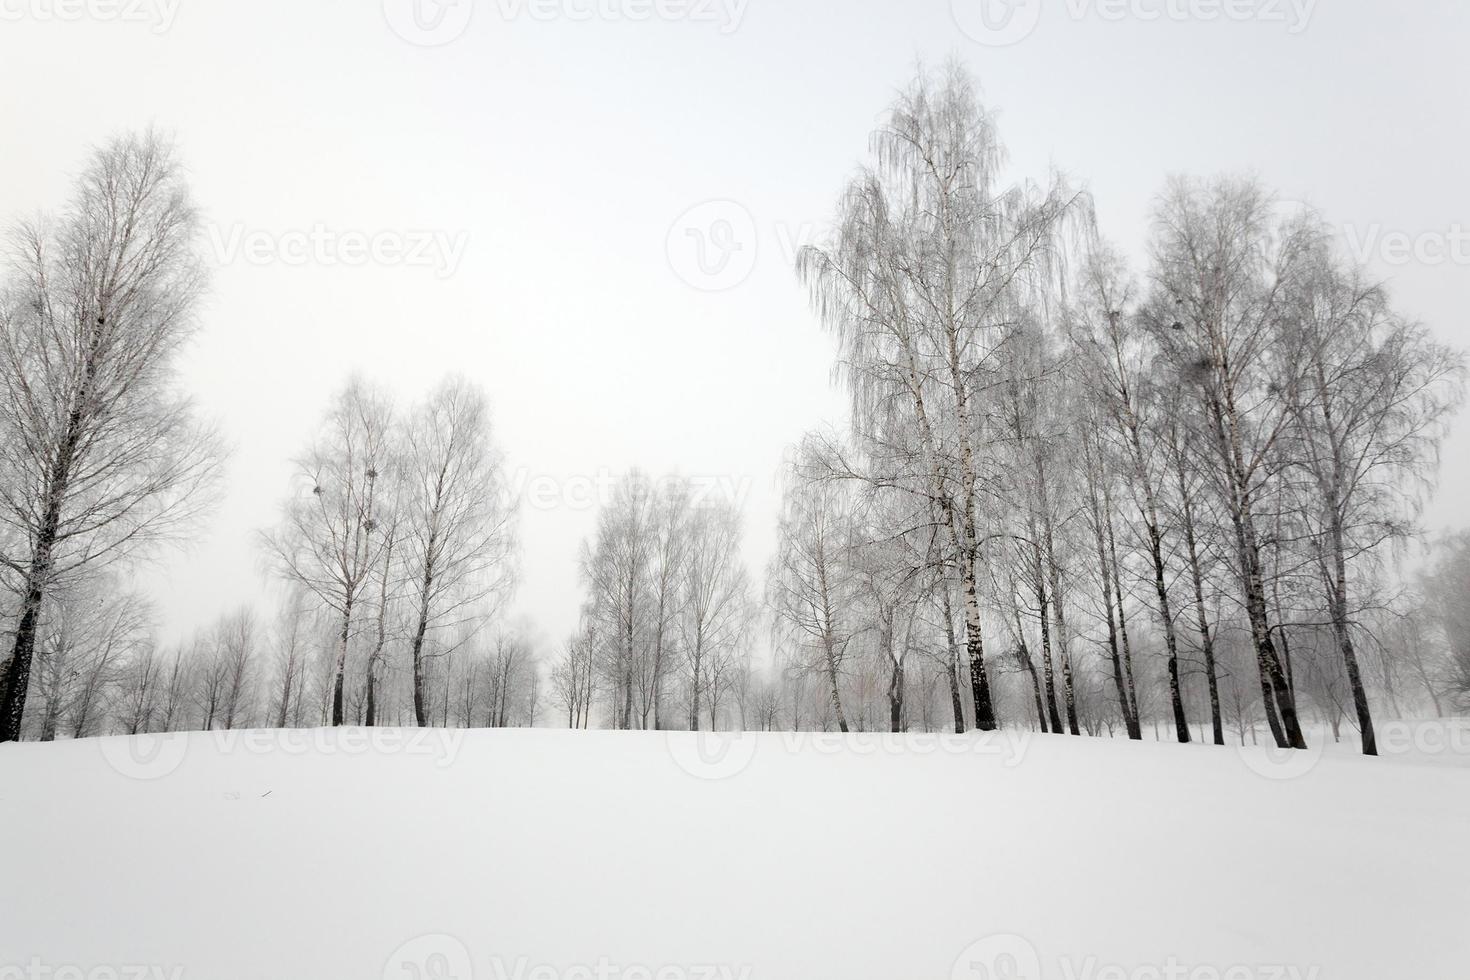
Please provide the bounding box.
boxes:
[5,362,533,740]
[4,78,1469,751]
[549,65,1468,752]
[755,64,1465,753]
[0,130,530,742]
[557,474,755,732]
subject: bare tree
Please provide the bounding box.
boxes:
[551,620,597,729]
[1275,234,1464,754]
[401,376,516,727]
[769,439,859,733]
[797,64,1087,731]
[1144,177,1311,750]
[0,130,223,741]
[680,499,752,731]
[268,589,311,728]
[580,472,657,730]
[218,608,260,730]
[31,580,152,740]
[262,377,396,727]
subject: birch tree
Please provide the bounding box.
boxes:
[1276,237,1464,754]
[680,499,752,731]
[262,377,396,727]
[400,376,516,727]
[768,440,858,733]
[0,130,223,741]
[797,63,1086,730]
[1144,177,1311,750]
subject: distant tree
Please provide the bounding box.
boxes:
[31,580,152,740]
[551,621,597,729]
[400,376,516,727]
[769,439,860,733]
[262,377,396,727]
[679,499,752,731]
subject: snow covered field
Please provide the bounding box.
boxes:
[3,728,1469,980]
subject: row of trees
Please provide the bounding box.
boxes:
[4,98,1467,747]
[759,64,1465,753]
[260,373,517,728]
[16,593,544,741]
[568,473,755,732]
[0,130,529,742]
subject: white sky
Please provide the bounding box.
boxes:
[2,0,1466,647]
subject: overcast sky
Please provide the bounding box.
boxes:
[2,0,1466,647]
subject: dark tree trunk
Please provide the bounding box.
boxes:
[1177,472,1225,745]
[943,587,965,735]
[0,319,103,743]
[1033,563,1063,735]
[331,601,352,727]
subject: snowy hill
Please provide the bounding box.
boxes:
[3,728,1468,980]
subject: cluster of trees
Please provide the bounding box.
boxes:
[17,593,544,740]
[259,373,518,729]
[0,131,224,743]
[561,473,756,731]
[758,64,1465,753]
[5,84,1468,751]
[0,131,531,742]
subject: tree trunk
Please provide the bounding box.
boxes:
[331,600,352,727]
[1210,390,1306,750]
[0,318,105,743]
[1329,519,1377,756]
[1175,463,1225,746]
[887,654,904,733]
[942,585,965,735]
[1033,568,1063,734]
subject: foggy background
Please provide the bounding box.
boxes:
[2,0,1465,646]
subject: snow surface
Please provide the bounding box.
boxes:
[3,727,1469,980]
